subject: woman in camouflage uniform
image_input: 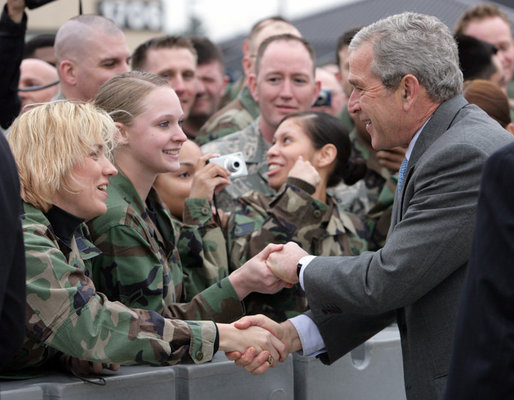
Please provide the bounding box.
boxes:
[90,71,288,350]
[226,111,369,321]
[154,139,231,301]
[6,101,285,375]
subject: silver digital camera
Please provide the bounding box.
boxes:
[209,152,248,178]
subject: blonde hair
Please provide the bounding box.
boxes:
[95,71,170,126]
[8,101,116,211]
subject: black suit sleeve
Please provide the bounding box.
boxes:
[0,4,26,129]
[444,142,514,399]
[0,133,26,370]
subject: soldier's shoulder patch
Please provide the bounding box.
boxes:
[233,222,256,237]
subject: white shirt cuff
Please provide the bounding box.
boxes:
[289,314,326,357]
[298,255,316,290]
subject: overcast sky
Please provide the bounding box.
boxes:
[165,0,360,41]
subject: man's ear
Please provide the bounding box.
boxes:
[242,55,252,79]
[114,122,129,145]
[59,60,77,86]
[242,39,249,57]
[220,75,230,95]
[248,73,259,102]
[335,70,343,84]
[399,74,419,111]
[312,80,322,106]
[314,143,337,168]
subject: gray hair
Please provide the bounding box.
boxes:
[350,12,463,102]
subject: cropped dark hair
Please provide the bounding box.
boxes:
[24,33,56,62]
[335,26,363,67]
[279,111,366,187]
[131,35,197,71]
[189,36,225,69]
[455,34,498,81]
[455,4,512,34]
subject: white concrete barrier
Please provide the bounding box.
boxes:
[175,351,294,400]
[293,325,406,400]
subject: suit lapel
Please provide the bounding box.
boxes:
[391,95,469,227]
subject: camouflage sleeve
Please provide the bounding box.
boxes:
[176,198,229,302]
[90,221,242,324]
[227,178,317,270]
[226,179,368,321]
[228,178,368,270]
[17,222,216,369]
[196,109,254,146]
[365,173,397,250]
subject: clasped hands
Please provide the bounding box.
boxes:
[227,242,308,375]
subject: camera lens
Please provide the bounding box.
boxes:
[225,159,242,173]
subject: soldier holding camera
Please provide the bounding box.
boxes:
[225,111,368,322]
[201,34,321,211]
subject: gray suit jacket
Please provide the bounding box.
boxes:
[302,95,514,400]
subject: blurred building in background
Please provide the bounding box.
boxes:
[2,0,513,81]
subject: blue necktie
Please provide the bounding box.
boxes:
[397,158,408,193]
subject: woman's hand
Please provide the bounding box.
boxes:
[288,156,320,188]
[218,315,287,372]
[225,315,300,375]
[189,154,230,201]
[59,354,120,376]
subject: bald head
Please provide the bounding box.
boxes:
[18,59,59,113]
[55,15,124,63]
[55,15,130,101]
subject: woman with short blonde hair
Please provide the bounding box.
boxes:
[10,101,116,211]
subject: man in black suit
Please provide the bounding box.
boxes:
[0,132,26,371]
[444,142,514,399]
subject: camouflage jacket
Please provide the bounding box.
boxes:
[226,177,368,321]
[9,202,216,370]
[329,129,398,250]
[87,171,243,323]
[219,76,244,109]
[175,198,229,302]
[201,118,274,210]
[195,85,259,146]
[337,105,355,135]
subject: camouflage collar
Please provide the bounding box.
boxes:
[238,85,260,120]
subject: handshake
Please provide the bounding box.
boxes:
[223,242,309,375]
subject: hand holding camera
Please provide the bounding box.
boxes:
[209,152,248,178]
[313,88,332,108]
[189,154,231,202]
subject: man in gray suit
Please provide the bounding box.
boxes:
[229,12,514,400]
